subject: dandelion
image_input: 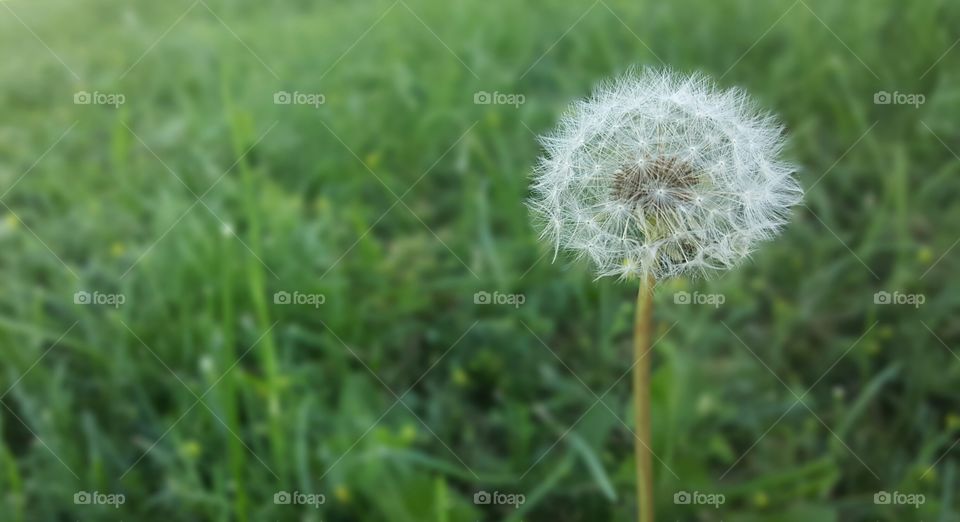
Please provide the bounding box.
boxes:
[529,68,800,522]
[530,68,800,280]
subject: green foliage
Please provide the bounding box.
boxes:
[0,0,958,520]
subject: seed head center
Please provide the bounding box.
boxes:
[611,156,701,211]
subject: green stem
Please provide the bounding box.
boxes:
[220,67,286,480]
[633,274,654,522]
[220,237,248,522]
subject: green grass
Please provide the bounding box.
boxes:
[1,0,960,520]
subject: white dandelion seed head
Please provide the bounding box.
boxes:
[529,68,802,281]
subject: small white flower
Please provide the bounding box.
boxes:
[529,68,802,280]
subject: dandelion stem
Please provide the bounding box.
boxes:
[633,274,655,522]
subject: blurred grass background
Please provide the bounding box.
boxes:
[1,0,959,520]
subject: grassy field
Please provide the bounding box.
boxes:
[1,0,959,520]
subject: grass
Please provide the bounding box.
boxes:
[1,0,959,520]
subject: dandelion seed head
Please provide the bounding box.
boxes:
[529,68,802,280]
